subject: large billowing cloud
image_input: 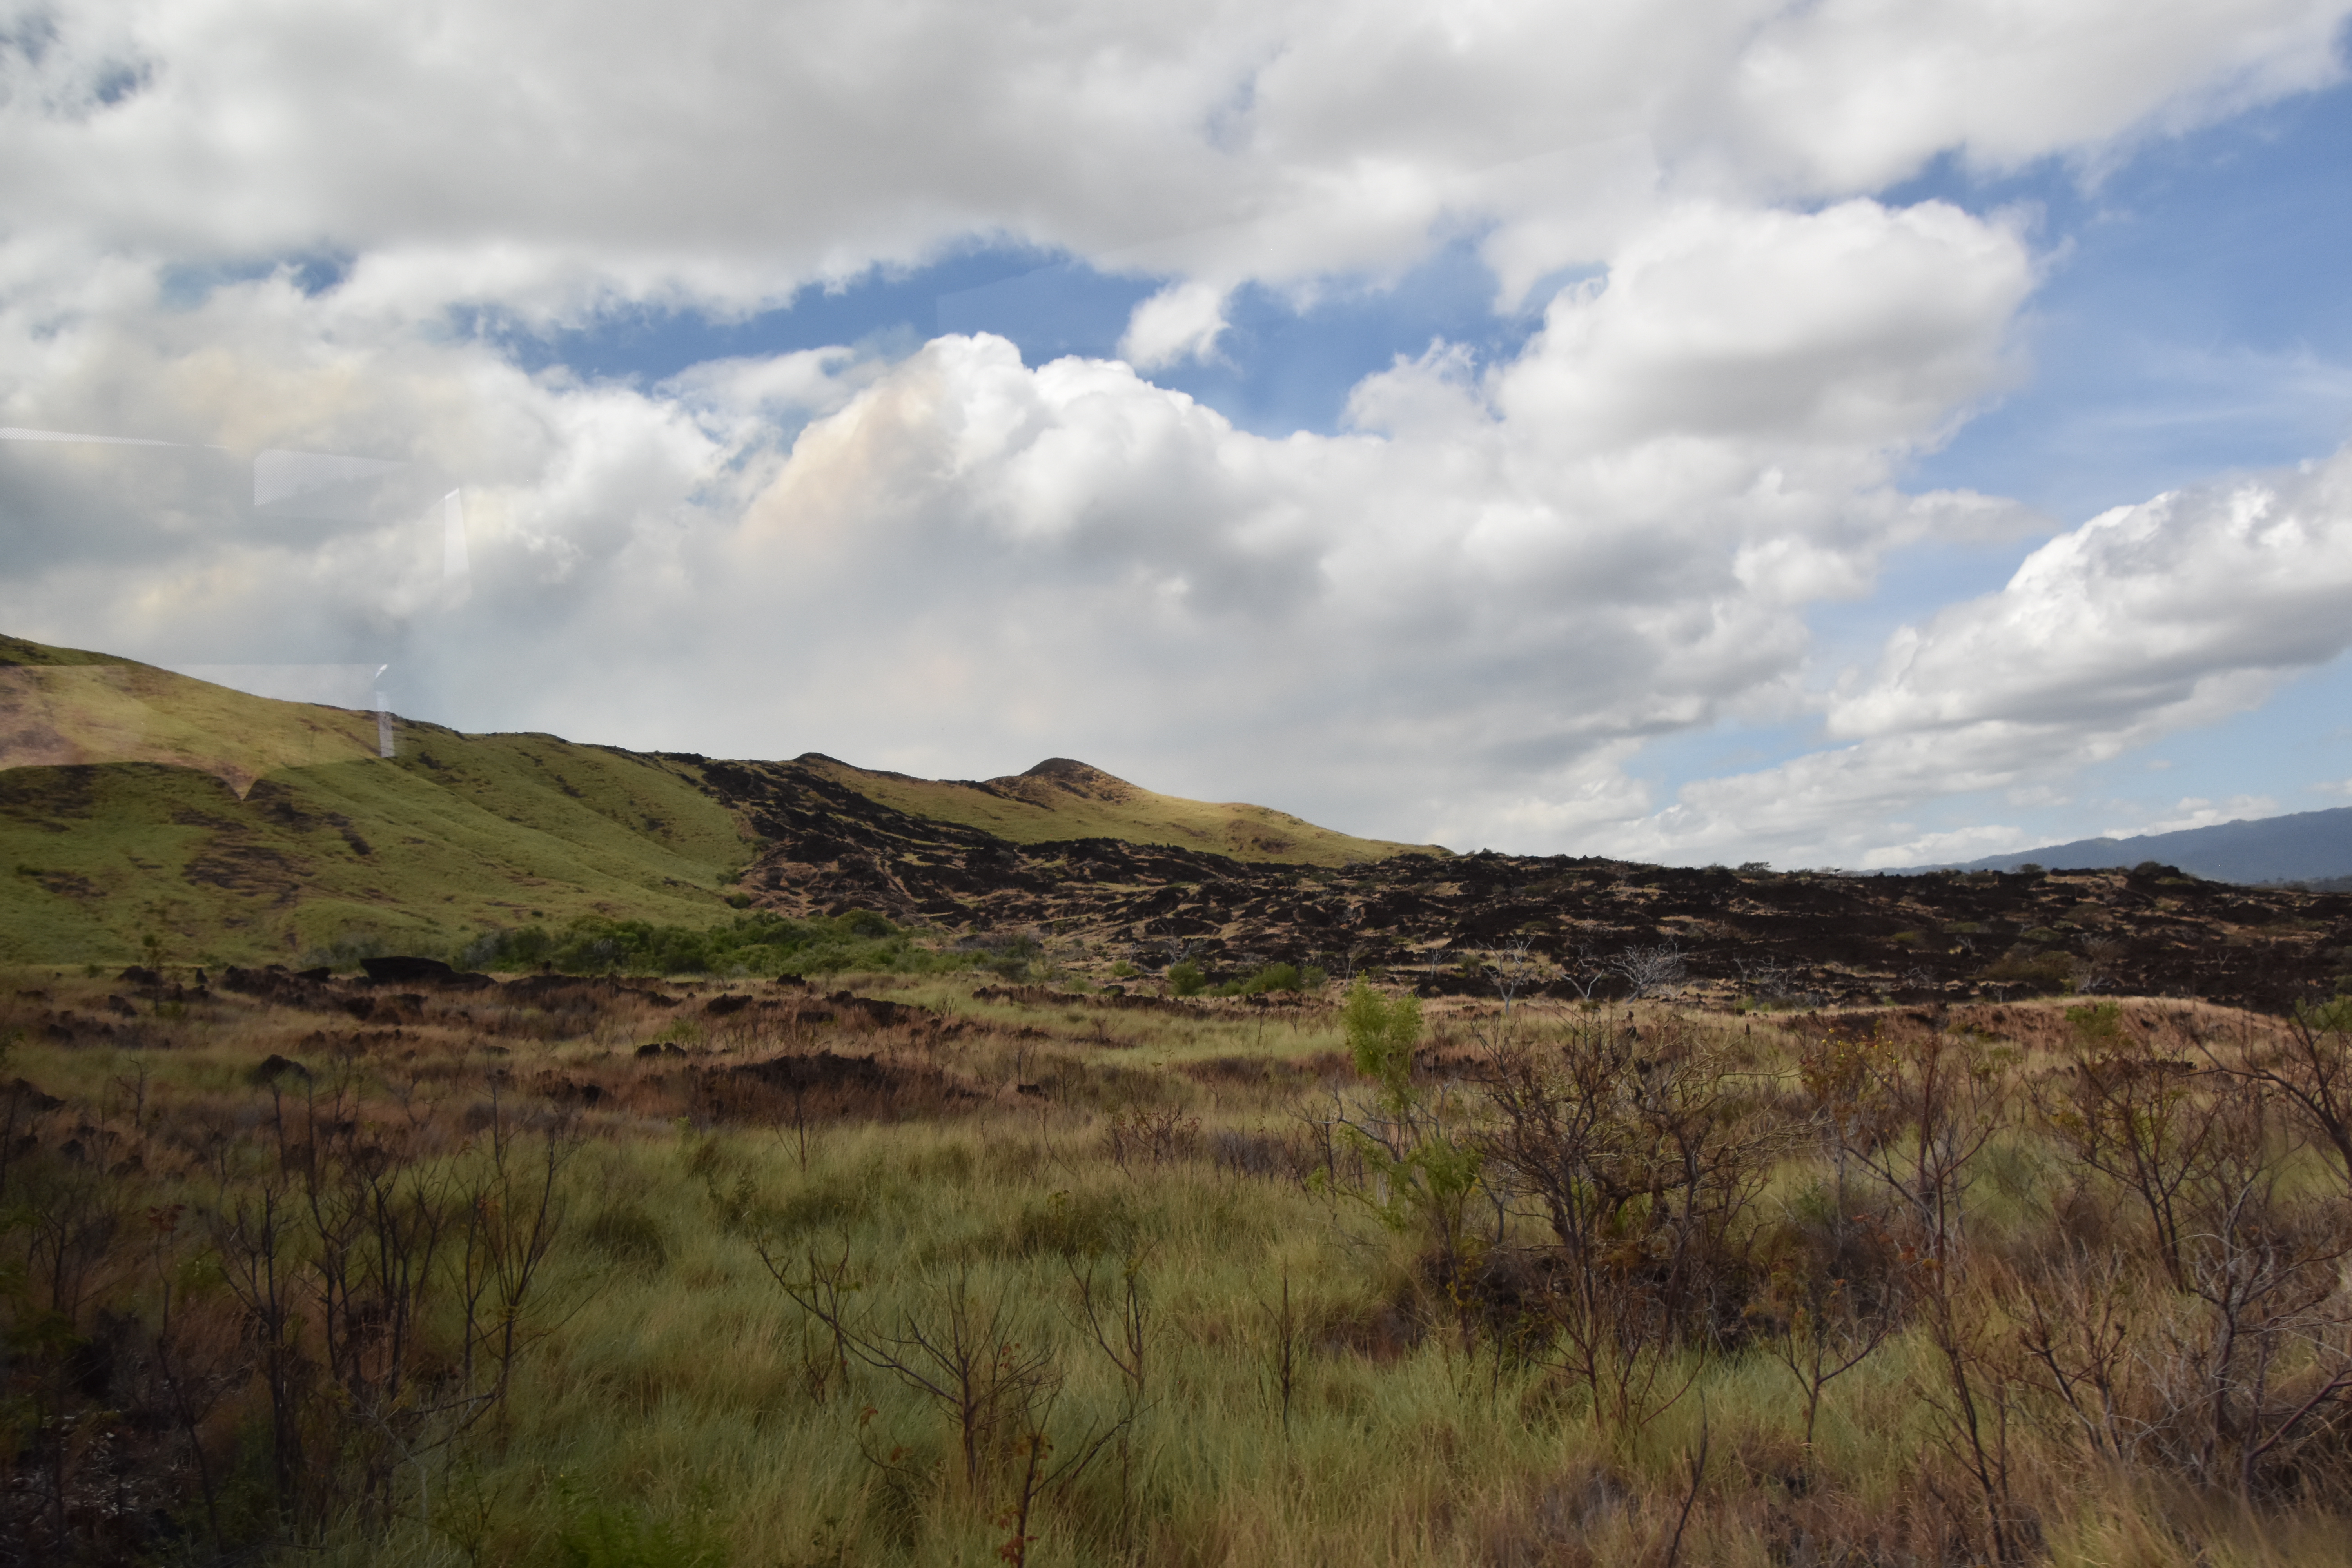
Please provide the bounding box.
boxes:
[2,0,2350,857]
[0,192,2041,831]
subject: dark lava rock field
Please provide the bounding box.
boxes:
[691,757,2352,1013]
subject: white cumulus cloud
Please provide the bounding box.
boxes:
[2,0,2349,860]
[1120,281,1231,369]
[0,0,2339,315]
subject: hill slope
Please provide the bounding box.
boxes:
[1,634,1435,964]
[797,753,1444,867]
[0,634,380,793]
[1902,806,2352,885]
[2,637,760,963]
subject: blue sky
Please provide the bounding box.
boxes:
[486,233,1568,442]
[5,0,2352,866]
[1904,81,2352,518]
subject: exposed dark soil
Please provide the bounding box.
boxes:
[691,1049,975,1125]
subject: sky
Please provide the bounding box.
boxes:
[4,0,2352,869]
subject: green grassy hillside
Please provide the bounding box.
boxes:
[2,637,752,965]
[0,739,751,965]
[802,753,1444,866]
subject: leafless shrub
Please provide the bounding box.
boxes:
[1734,953,1793,1008]
[2210,1008,2352,1198]
[2034,1030,2215,1289]
[1752,1253,1901,1456]
[1550,940,1613,1004]
[1487,934,1550,1017]
[766,1248,1056,1495]
[2075,937,2131,993]
[1102,1103,1199,1171]
[1610,942,1688,1001]
[1823,1026,2028,1561]
[2147,1081,2352,1497]
[1067,1242,1153,1408]
[761,1247,1128,1563]
[1479,1015,1780,1438]
[205,1074,574,1534]
[1204,1127,1310,1182]
[2003,1241,2146,1467]
[2004,1015,2352,1499]
[1259,1266,1303,1435]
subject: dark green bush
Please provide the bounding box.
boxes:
[960,933,1042,979]
[2065,1000,2124,1045]
[1985,947,2076,993]
[1008,1187,1145,1258]
[2299,996,2352,1033]
[1239,962,1302,995]
[456,909,943,978]
[555,1482,724,1568]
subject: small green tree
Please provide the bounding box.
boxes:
[1343,982,1421,1101]
[1325,984,1484,1276]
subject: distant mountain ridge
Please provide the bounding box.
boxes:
[1901,806,2352,885]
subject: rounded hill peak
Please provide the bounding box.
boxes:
[1022,757,1113,781]
[1000,758,1137,804]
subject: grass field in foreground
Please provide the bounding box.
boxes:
[5,971,2351,1567]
